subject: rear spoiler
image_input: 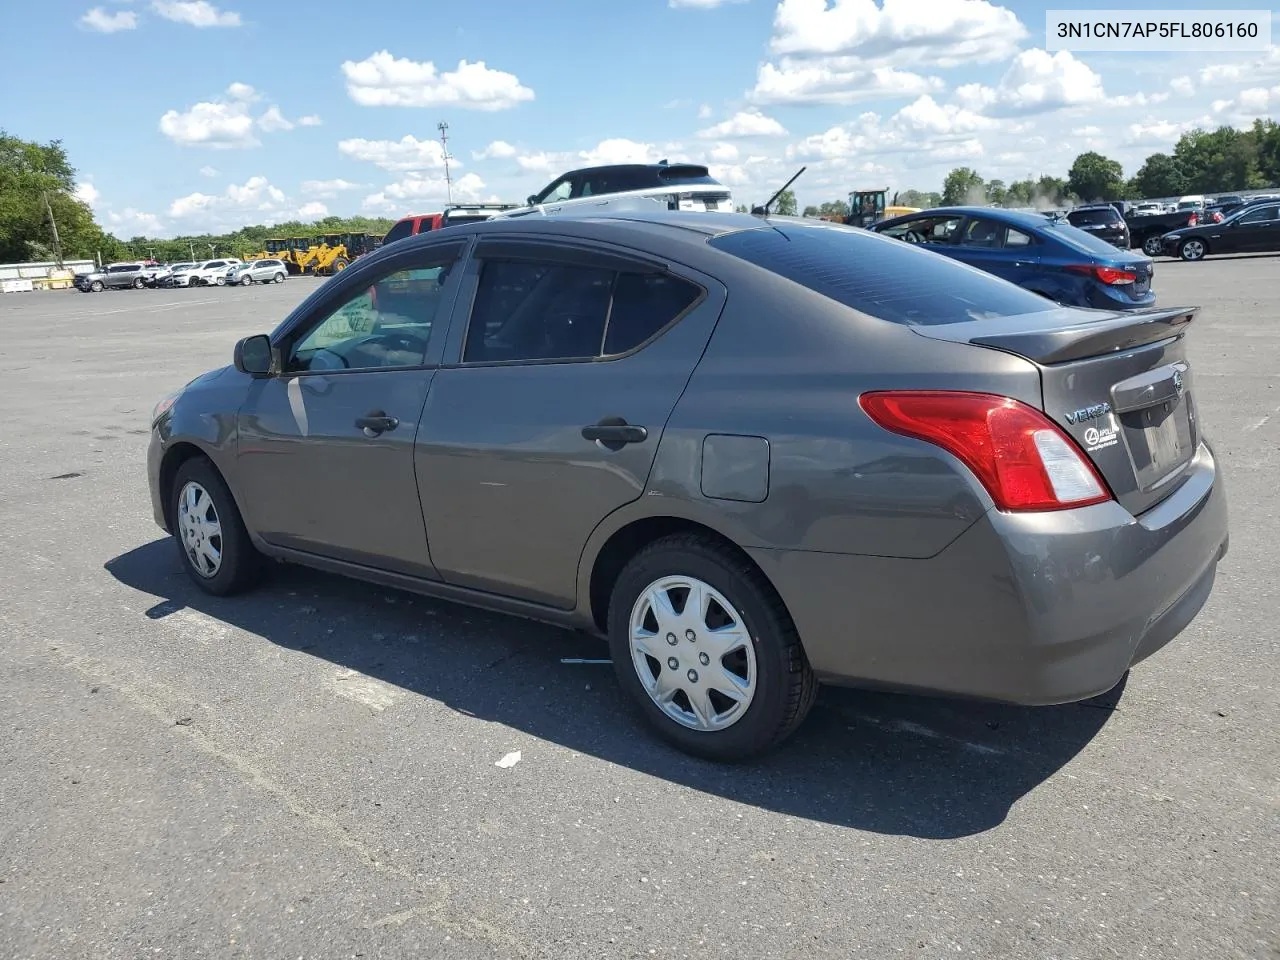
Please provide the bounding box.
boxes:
[968,306,1198,365]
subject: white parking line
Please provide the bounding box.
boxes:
[60,298,221,321]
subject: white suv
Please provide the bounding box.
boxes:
[494,161,733,219]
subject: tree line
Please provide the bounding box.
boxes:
[802,119,1280,216]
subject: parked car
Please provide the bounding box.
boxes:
[1126,207,1205,256]
[1159,200,1280,260]
[381,204,522,246]
[156,263,201,288]
[227,259,289,285]
[103,262,154,289]
[1065,204,1131,249]
[1131,201,1165,216]
[871,206,1156,310]
[492,161,733,219]
[186,259,241,286]
[73,268,107,292]
[146,210,1227,761]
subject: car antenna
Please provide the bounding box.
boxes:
[752,166,806,216]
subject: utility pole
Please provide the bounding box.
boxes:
[438,120,453,205]
[188,240,195,261]
[43,192,64,266]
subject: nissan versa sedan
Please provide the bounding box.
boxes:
[872,207,1156,311]
[147,212,1229,761]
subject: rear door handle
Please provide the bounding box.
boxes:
[582,417,648,451]
[355,410,399,436]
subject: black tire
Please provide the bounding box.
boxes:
[90,280,104,292]
[606,533,818,762]
[1179,238,1208,261]
[170,456,262,596]
[240,274,252,286]
[1141,235,1164,257]
[331,257,350,273]
[132,277,145,289]
[273,272,285,283]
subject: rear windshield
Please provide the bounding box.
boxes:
[1067,208,1120,226]
[708,223,1055,326]
[382,219,415,245]
[1044,221,1133,256]
[658,165,719,185]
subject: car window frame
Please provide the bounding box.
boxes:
[443,236,707,369]
[270,237,471,379]
[534,175,575,205]
[1236,205,1279,224]
[879,214,964,245]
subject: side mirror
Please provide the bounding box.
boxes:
[234,334,274,377]
[526,194,538,206]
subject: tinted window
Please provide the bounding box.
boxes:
[961,218,1003,248]
[879,214,962,243]
[108,264,138,273]
[288,252,459,372]
[708,223,1055,326]
[1047,221,1133,256]
[1005,227,1033,247]
[382,220,415,245]
[1237,205,1279,223]
[463,259,701,362]
[534,177,573,204]
[1067,208,1121,226]
[657,165,719,186]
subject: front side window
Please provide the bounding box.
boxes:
[534,177,573,204]
[880,215,962,244]
[1237,205,1279,224]
[288,252,459,373]
[463,257,702,363]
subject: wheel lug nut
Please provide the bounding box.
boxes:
[667,657,679,670]
[698,652,710,666]
[666,633,677,646]
[687,669,698,683]
[685,629,696,642]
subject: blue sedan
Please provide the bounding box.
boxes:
[871,206,1156,310]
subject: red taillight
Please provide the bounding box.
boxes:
[1187,214,1199,226]
[1066,264,1137,285]
[1210,212,1223,223]
[858,391,1113,512]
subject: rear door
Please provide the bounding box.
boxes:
[415,237,726,608]
[948,217,1039,284]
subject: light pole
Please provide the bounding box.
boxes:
[188,241,195,261]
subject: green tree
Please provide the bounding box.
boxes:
[941,167,985,206]
[1125,153,1186,199]
[1252,119,1280,185]
[1036,175,1073,206]
[773,189,798,216]
[896,188,941,208]
[985,178,1008,206]
[1067,151,1125,201]
[1004,179,1034,206]
[1172,126,1267,192]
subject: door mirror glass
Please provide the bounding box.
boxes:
[234,334,273,377]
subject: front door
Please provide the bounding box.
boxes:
[235,240,467,578]
[415,238,726,608]
[1228,204,1280,252]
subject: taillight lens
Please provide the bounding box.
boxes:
[858,391,1113,512]
[1187,214,1199,226]
[1066,264,1137,285]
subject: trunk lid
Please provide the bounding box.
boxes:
[914,305,1201,516]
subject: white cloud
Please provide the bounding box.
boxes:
[930,138,984,162]
[1071,125,1102,137]
[74,182,100,206]
[697,103,713,119]
[697,109,788,138]
[750,60,943,106]
[199,165,218,177]
[670,0,744,7]
[297,115,323,127]
[151,0,242,27]
[300,178,364,196]
[515,151,562,174]
[767,0,1027,67]
[342,51,534,110]
[296,201,328,219]
[79,7,137,32]
[106,208,166,237]
[362,172,486,216]
[337,134,452,171]
[1198,45,1280,85]
[1211,85,1280,121]
[955,49,1104,116]
[1124,119,1199,147]
[473,140,519,160]
[168,176,310,231]
[1110,91,1170,108]
[160,96,257,149]
[892,95,996,136]
[1170,76,1195,97]
[578,138,660,165]
[226,82,258,101]
[709,142,740,163]
[257,106,294,132]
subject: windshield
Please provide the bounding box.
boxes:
[173,264,192,272]
[1067,208,1120,226]
[1045,221,1135,256]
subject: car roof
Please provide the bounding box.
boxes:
[553,162,711,179]
[876,206,1056,231]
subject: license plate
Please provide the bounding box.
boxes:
[1143,409,1186,475]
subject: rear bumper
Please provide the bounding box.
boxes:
[749,440,1228,705]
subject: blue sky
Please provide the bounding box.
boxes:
[12,0,1280,236]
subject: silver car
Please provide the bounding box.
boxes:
[102,262,152,289]
[228,259,289,286]
[146,211,1228,761]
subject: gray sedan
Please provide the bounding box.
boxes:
[146,211,1228,761]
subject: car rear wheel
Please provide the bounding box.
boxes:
[1142,235,1164,257]
[607,533,817,761]
[1179,238,1207,261]
[171,457,262,596]
[273,272,285,283]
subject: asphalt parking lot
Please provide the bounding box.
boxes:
[1,258,1277,960]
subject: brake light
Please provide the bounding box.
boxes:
[1065,264,1137,285]
[859,391,1113,512]
[1209,211,1223,223]
[1187,214,1199,226]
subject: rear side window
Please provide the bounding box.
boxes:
[708,223,1055,326]
[1067,208,1120,226]
[382,220,415,245]
[463,259,701,362]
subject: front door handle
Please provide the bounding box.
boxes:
[582,417,648,452]
[355,410,399,436]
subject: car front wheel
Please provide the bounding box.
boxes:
[607,533,817,761]
[240,274,252,286]
[90,280,104,292]
[1179,238,1207,261]
[171,457,262,596]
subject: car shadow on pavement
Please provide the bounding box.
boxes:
[105,539,1123,841]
